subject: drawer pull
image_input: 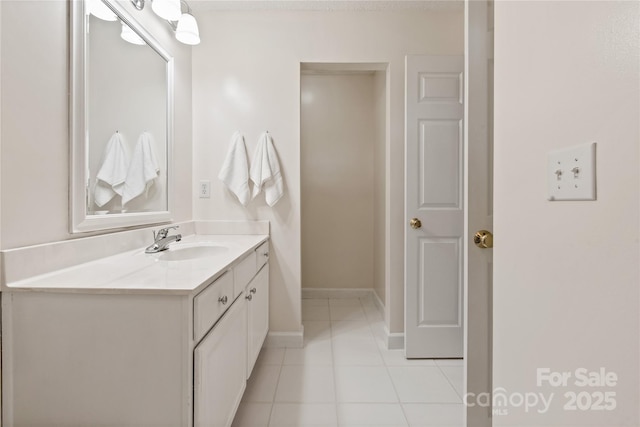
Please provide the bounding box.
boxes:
[263,252,269,257]
[245,294,253,301]
[218,295,228,305]
[250,287,257,294]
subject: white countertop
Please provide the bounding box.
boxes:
[4,234,269,295]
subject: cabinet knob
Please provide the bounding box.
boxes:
[218,295,228,305]
[250,287,257,294]
[263,252,269,257]
[245,294,253,301]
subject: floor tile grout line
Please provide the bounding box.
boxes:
[239,296,464,426]
[361,295,464,424]
[364,295,464,408]
[377,336,409,426]
[434,363,464,402]
[329,301,341,426]
[266,354,286,426]
[332,296,395,424]
[369,298,411,427]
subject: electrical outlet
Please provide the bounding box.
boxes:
[199,180,210,198]
[547,142,596,201]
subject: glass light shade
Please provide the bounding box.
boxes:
[175,13,200,45]
[89,0,117,21]
[121,22,146,45]
[151,0,182,21]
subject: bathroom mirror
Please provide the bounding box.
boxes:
[70,0,174,232]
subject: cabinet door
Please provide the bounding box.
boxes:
[194,295,247,427]
[246,264,269,378]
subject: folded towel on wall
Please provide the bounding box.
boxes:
[218,131,251,206]
[122,132,160,205]
[94,132,129,207]
[250,131,284,207]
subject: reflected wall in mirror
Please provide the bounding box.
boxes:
[71,0,174,233]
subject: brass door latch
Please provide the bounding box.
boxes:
[473,230,493,249]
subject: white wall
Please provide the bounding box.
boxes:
[493,1,639,425]
[301,72,377,290]
[373,70,387,304]
[192,8,463,335]
[0,1,3,420]
[0,0,193,249]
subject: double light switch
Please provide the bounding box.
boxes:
[547,142,597,201]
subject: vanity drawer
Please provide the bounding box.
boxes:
[234,252,257,298]
[256,241,269,270]
[194,271,235,342]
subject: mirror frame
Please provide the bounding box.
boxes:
[70,0,174,233]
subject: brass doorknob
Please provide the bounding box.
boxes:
[473,230,493,249]
[409,218,422,229]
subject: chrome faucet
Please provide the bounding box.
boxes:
[145,226,182,253]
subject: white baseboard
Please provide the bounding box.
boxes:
[372,290,385,314]
[264,330,304,349]
[301,287,374,299]
[371,292,404,350]
[385,329,405,350]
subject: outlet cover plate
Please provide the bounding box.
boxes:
[199,180,211,198]
[547,142,596,201]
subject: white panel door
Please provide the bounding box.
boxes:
[465,0,494,425]
[405,55,464,358]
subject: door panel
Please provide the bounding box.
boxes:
[405,55,465,358]
[418,238,462,327]
[419,120,462,208]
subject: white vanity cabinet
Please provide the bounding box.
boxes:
[246,241,270,377]
[1,236,269,427]
[193,242,268,427]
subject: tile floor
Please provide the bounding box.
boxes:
[232,296,464,427]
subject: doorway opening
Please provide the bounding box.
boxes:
[300,63,388,312]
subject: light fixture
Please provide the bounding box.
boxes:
[127,0,200,46]
[121,21,146,45]
[175,12,200,45]
[131,0,145,10]
[151,0,182,22]
[89,0,117,21]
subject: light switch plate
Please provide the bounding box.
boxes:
[547,142,596,201]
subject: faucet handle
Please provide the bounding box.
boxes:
[154,225,179,241]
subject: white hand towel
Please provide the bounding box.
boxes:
[122,132,160,205]
[218,132,251,206]
[94,132,129,207]
[250,131,284,207]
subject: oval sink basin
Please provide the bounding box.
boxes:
[158,244,228,261]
